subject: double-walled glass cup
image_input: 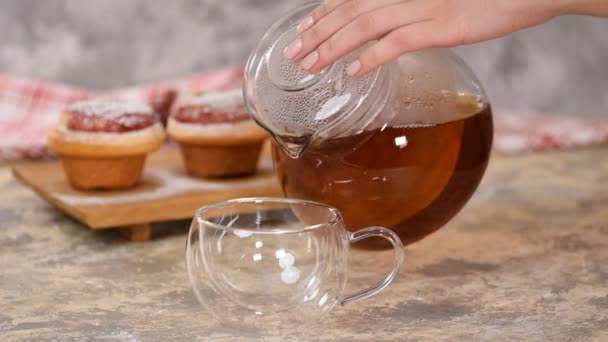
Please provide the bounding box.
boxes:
[186,198,403,327]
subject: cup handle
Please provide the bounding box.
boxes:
[339,226,404,306]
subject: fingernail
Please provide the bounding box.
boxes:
[297,16,314,33]
[346,60,361,76]
[283,38,303,60]
[301,51,319,71]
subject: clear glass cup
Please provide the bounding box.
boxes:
[186,197,403,328]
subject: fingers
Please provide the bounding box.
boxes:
[285,0,536,78]
[287,0,403,60]
[307,0,351,25]
[283,0,351,61]
[347,20,441,76]
[298,2,432,73]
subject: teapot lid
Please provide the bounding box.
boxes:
[244,1,386,157]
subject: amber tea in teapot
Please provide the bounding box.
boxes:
[272,95,492,246]
[245,1,493,247]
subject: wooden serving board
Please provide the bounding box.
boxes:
[11,146,283,241]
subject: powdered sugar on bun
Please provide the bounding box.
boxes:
[48,122,166,157]
[69,99,154,118]
[167,116,267,145]
[172,88,250,124]
[53,122,164,145]
[184,88,245,112]
[65,99,159,133]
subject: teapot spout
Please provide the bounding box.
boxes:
[272,134,312,159]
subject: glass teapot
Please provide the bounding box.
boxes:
[244,1,493,247]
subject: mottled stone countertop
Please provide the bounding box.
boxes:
[1,148,607,341]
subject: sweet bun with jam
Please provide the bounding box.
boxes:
[167,88,268,178]
[47,99,165,190]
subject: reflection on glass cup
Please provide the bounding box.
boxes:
[186,198,404,328]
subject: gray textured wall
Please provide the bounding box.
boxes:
[0,0,607,117]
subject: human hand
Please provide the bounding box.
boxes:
[283,0,570,76]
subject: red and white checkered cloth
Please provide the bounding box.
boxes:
[1,65,607,161]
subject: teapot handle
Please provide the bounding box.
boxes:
[340,227,404,305]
